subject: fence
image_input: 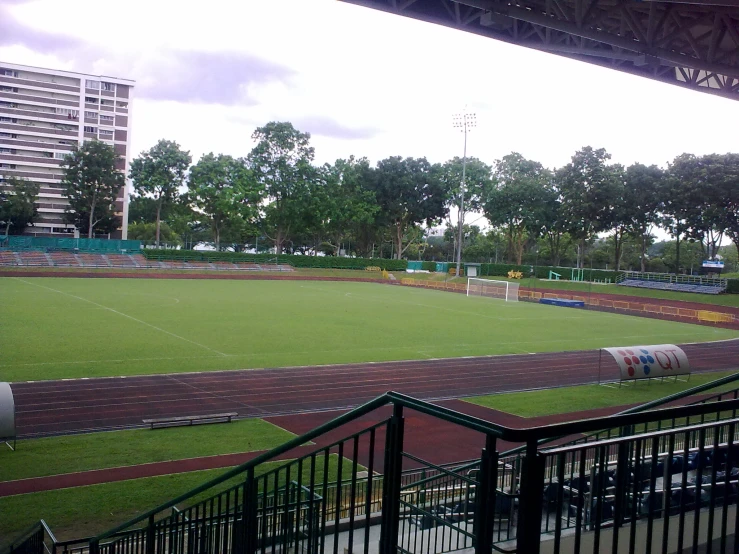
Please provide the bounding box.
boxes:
[11,389,739,554]
[398,278,738,327]
[0,236,141,253]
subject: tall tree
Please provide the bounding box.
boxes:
[318,157,378,255]
[439,157,492,262]
[557,146,621,268]
[188,154,259,250]
[483,153,550,265]
[61,140,125,238]
[0,177,40,235]
[129,139,191,247]
[248,122,316,254]
[373,156,448,259]
[664,153,708,270]
[623,163,664,271]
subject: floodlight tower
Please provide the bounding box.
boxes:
[452,111,476,279]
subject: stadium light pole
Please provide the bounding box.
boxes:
[452,111,476,279]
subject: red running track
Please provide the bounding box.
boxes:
[10,339,739,438]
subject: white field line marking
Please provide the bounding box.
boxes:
[14,278,228,357]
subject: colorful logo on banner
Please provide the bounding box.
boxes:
[603,344,690,381]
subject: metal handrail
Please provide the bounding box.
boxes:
[499,370,739,458]
[93,389,739,542]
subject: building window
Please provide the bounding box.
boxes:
[85,80,101,90]
[99,115,114,122]
[0,148,15,154]
[99,129,113,138]
[0,164,17,169]
[56,108,78,118]
[0,117,18,123]
[84,126,97,133]
[54,152,67,160]
[0,101,18,108]
[84,97,98,104]
[85,111,98,118]
[0,132,16,138]
[1,69,19,77]
[0,86,18,93]
[101,82,115,92]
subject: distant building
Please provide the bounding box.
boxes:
[0,62,134,238]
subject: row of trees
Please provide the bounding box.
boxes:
[128,125,739,270]
[1,119,737,272]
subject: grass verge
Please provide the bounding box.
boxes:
[0,419,294,482]
[0,454,356,548]
[465,370,739,417]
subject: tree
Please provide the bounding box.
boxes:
[439,157,492,263]
[663,154,709,271]
[248,122,316,254]
[129,139,191,247]
[557,147,622,268]
[318,157,378,255]
[373,156,448,259]
[0,177,39,235]
[534,178,572,266]
[61,141,125,238]
[127,221,182,245]
[483,153,550,265]
[623,163,664,271]
[188,154,259,250]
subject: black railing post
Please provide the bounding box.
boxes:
[516,439,546,554]
[145,514,155,554]
[89,539,99,554]
[379,403,405,554]
[235,467,258,554]
[473,434,498,554]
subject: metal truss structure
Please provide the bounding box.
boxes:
[340,0,739,101]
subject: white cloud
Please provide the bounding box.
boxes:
[2,0,737,173]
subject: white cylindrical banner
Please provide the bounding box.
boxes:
[603,345,690,381]
[0,382,15,440]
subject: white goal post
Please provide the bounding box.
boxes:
[466,278,519,302]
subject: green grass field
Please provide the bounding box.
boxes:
[465,370,738,417]
[2,277,738,382]
[0,418,295,482]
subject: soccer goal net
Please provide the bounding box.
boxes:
[466,278,519,302]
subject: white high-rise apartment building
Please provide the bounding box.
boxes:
[0,62,134,238]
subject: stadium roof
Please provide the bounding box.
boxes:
[340,0,739,101]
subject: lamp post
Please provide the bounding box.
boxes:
[452,111,476,278]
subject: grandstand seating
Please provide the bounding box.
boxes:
[105,254,138,268]
[620,278,726,295]
[18,251,51,266]
[77,253,109,267]
[0,249,295,272]
[0,250,19,266]
[212,261,237,270]
[185,261,213,270]
[49,251,81,267]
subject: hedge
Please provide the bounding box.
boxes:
[141,249,408,271]
[474,262,621,282]
[727,279,739,294]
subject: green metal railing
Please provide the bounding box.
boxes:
[10,390,739,554]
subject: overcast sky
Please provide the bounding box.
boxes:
[2,0,737,173]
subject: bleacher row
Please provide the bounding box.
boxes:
[0,251,293,272]
[619,278,726,295]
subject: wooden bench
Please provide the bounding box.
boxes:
[142,412,238,429]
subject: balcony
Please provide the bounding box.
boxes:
[0,106,78,123]
[0,74,79,93]
[0,92,78,107]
